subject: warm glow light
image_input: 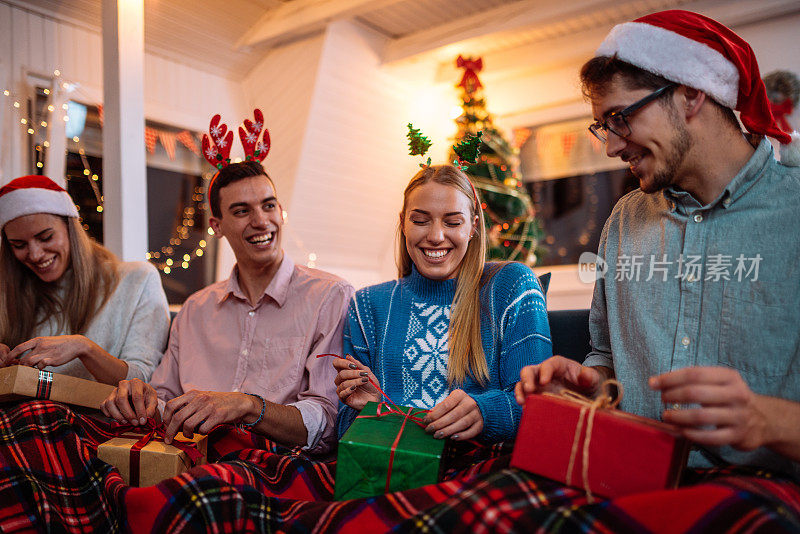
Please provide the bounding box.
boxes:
[196,249,203,257]
[183,254,190,261]
[166,258,173,266]
[199,239,206,247]
[54,69,61,76]
[449,106,462,119]
[43,88,50,95]
[207,227,214,235]
[13,101,20,108]
[20,118,26,124]
[72,136,79,142]
[2,90,9,96]
[164,267,171,274]
[308,253,317,261]
[36,162,43,168]
[27,128,34,135]
[182,261,189,269]
[96,206,103,213]
[63,116,69,122]
[62,103,68,110]
[43,141,50,147]
[40,121,47,127]
[145,253,151,259]
[47,105,54,112]
[83,169,90,175]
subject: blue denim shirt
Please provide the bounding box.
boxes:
[584,138,800,477]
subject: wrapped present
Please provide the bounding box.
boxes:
[335,401,445,500]
[510,382,690,500]
[0,364,115,410]
[97,421,207,487]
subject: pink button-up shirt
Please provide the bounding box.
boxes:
[150,255,353,452]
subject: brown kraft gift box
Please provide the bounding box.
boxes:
[97,433,207,487]
[0,365,115,410]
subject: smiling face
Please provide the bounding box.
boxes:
[402,181,477,281]
[209,174,283,273]
[3,213,71,283]
[591,75,690,194]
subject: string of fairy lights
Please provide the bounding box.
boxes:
[4,70,320,276]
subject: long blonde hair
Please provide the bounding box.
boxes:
[397,165,489,386]
[0,217,120,347]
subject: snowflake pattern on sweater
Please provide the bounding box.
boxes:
[402,302,451,408]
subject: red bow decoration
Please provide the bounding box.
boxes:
[317,353,429,492]
[110,419,204,487]
[770,99,795,134]
[456,55,483,91]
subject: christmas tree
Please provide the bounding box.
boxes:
[451,55,544,265]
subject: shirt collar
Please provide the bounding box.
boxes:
[218,253,296,307]
[663,137,773,212]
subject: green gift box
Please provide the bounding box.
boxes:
[335,401,445,500]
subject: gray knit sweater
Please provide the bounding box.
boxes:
[34,261,169,382]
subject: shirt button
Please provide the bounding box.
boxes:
[248,311,255,317]
[693,213,703,223]
[723,198,731,207]
[681,336,691,347]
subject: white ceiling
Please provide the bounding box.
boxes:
[8,0,800,80]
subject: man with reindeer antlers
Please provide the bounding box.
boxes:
[102,110,354,454]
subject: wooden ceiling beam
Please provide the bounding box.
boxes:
[235,0,403,49]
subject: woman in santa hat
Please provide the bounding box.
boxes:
[0,175,169,385]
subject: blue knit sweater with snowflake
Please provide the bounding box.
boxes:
[336,261,552,442]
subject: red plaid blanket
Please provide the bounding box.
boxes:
[1,400,798,533]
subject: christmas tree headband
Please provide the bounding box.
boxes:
[203,109,271,171]
[406,123,483,209]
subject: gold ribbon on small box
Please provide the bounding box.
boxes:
[544,379,623,503]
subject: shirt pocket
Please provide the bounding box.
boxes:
[718,280,798,380]
[258,336,306,394]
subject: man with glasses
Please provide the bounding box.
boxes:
[518,10,800,478]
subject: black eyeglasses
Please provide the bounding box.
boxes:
[589,83,678,143]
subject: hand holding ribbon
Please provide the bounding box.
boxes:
[329,354,382,410]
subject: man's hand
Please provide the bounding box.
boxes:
[515,356,606,405]
[162,390,259,444]
[424,389,483,440]
[101,378,160,425]
[6,335,91,369]
[333,354,380,410]
[650,366,768,451]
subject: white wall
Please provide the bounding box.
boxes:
[0,3,245,184]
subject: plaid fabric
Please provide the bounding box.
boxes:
[1,399,799,534]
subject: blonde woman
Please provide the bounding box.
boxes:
[0,175,169,385]
[334,165,551,442]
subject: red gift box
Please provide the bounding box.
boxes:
[511,389,690,500]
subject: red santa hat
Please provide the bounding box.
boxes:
[0,175,79,230]
[596,10,800,165]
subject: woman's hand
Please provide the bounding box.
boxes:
[424,389,484,440]
[333,354,380,410]
[7,335,93,369]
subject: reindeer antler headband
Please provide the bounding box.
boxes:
[202,109,272,171]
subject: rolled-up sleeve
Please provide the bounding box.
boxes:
[291,281,355,453]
